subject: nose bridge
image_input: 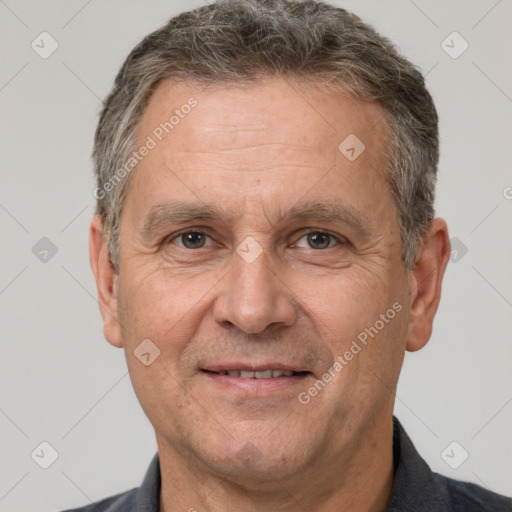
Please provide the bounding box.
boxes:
[213,242,297,334]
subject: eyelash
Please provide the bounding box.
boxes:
[165,229,346,250]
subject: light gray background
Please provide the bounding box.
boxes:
[1,1,511,510]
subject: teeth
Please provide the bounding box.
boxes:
[218,369,298,378]
[255,370,272,379]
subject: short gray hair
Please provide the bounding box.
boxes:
[93,0,438,272]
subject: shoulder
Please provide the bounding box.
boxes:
[389,417,512,511]
[432,472,512,512]
[58,487,138,512]
[58,452,161,512]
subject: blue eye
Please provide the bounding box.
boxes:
[296,232,340,249]
[168,230,343,251]
[173,232,212,249]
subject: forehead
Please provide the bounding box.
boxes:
[139,77,387,154]
[127,77,394,226]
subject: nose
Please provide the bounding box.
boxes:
[212,245,297,335]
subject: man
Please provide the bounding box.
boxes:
[66,0,511,510]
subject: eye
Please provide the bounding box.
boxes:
[171,231,214,249]
[295,232,341,250]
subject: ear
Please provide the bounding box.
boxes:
[89,215,124,348]
[406,218,450,352]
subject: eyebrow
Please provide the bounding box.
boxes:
[142,202,238,241]
[141,200,373,242]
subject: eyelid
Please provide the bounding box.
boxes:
[164,228,347,249]
[293,229,347,247]
[166,228,217,248]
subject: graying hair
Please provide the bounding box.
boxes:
[93,0,438,272]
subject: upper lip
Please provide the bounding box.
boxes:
[203,363,308,373]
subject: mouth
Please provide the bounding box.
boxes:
[202,369,308,379]
[200,364,311,395]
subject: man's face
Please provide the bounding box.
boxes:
[112,78,413,482]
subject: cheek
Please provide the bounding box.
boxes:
[295,265,408,396]
[118,267,214,347]
[295,268,395,343]
[116,272,206,432]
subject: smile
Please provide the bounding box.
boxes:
[200,366,311,395]
[214,369,297,378]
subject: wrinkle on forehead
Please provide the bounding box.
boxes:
[126,77,394,241]
[201,123,268,133]
[176,142,320,155]
[135,78,388,171]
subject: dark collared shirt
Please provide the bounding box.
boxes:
[61,417,511,511]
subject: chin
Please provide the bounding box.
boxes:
[191,433,315,487]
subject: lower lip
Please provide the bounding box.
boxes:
[202,371,310,395]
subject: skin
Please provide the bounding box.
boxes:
[90,78,450,511]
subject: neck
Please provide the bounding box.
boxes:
[157,415,394,512]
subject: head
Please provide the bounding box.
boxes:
[90,0,450,491]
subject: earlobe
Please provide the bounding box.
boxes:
[405,218,450,352]
[89,215,124,348]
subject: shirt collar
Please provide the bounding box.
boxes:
[133,451,161,511]
[386,416,450,511]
